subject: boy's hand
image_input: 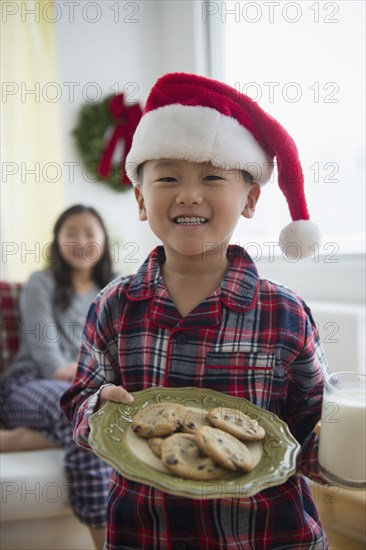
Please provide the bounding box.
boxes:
[97,384,134,410]
[313,421,321,436]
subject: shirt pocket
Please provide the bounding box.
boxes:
[204,351,275,409]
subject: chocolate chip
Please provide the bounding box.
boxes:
[132,426,140,433]
[166,456,178,465]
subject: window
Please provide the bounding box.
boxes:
[206,0,365,256]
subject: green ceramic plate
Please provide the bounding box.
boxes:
[89,387,300,499]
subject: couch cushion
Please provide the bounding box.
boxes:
[0,448,70,522]
[0,281,23,374]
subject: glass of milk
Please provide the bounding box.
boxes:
[318,372,366,488]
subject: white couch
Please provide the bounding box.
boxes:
[0,448,94,549]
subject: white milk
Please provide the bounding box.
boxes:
[318,388,366,484]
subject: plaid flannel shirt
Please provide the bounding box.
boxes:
[61,245,329,549]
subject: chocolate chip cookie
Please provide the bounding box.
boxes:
[181,409,211,434]
[147,437,165,459]
[208,407,265,441]
[161,433,226,480]
[131,403,186,438]
[195,426,254,472]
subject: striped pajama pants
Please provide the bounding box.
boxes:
[1,369,112,528]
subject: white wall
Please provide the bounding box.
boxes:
[257,254,366,375]
[54,0,201,274]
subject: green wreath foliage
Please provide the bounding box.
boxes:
[73,95,131,192]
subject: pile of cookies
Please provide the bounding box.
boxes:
[131,403,265,481]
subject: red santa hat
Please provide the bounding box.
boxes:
[126,72,320,259]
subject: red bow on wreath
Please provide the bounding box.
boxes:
[98,93,143,185]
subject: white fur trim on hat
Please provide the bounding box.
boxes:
[126,104,273,185]
[279,220,321,260]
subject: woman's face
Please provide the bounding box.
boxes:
[57,212,106,272]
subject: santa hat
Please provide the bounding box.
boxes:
[126,72,320,259]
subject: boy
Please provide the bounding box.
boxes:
[61,73,329,549]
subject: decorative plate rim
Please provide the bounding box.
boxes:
[89,387,300,499]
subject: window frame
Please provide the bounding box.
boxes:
[202,0,365,303]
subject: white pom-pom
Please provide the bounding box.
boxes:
[279,220,321,260]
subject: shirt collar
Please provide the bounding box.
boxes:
[221,245,259,312]
[126,246,165,301]
[126,245,259,313]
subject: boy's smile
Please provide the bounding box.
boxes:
[173,216,208,226]
[134,159,260,263]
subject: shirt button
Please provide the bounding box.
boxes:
[176,333,188,344]
[174,543,187,550]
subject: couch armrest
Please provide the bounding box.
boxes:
[1,448,70,522]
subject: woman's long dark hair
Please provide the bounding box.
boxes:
[48,205,113,310]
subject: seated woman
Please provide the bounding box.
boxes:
[0,204,115,549]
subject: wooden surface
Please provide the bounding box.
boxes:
[309,482,366,549]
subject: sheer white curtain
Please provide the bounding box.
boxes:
[1,1,64,281]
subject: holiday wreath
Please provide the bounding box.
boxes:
[73,93,142,192]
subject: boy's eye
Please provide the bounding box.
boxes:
[157,177,177,182]
[203,175,224,181]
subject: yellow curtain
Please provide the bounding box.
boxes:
[1,1,64,282]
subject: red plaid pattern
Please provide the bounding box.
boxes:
[0,281,23,374]
[61,246,329,549]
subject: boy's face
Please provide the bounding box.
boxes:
[134,159,260,259]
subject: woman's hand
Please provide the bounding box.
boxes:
[53,363,77,381]
[97,384,134,410]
